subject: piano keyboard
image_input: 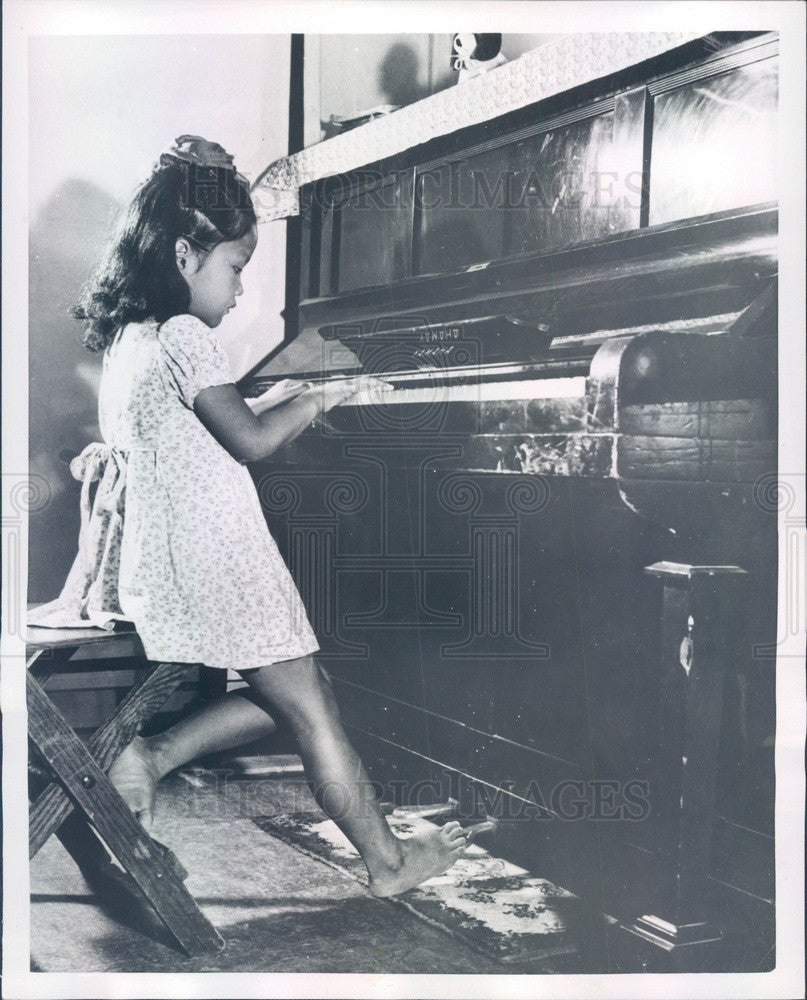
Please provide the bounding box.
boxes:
[341,375,586,406]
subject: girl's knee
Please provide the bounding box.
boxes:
[245,655,338,725]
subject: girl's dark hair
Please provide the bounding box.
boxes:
[73,160,256,351]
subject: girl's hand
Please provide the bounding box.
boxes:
[303,376,394,413]
[246,379,313,415]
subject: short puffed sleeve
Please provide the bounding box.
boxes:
[157,314,233,408]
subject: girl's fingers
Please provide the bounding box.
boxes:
[285,383,309,398]
[444,825,467,842]
[313,376,396,410]
[278,380,313,399]
[351,376,394,394]
[273,379,310,393]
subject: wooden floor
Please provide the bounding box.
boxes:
[30,755,562,974]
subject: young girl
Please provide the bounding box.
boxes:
[31,135,467,897]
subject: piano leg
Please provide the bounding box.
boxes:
[620,561,750,971]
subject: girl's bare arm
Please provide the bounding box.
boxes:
[193,378,386,463]
[245,379,313,416]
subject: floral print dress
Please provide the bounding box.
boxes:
[29,314,320,670]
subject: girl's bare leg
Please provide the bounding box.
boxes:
[108,690,277,830]
[241,656,467,897]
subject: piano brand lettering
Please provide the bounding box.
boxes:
[417,327,461,342]
[412,344,460,361]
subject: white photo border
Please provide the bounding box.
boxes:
[3,2,804,998]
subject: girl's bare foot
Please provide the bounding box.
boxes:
[368,821,467,897]
[107,735,161,831]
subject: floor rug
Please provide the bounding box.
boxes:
[254,810,580,966]
[30,790,505,974]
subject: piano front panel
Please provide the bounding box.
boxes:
[257,441,697,914]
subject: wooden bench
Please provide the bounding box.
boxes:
[27,620,224,956]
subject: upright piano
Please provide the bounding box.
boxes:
[245,31,778,971]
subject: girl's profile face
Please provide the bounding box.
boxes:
[181,226,257,328]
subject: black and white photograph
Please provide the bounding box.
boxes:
[2,1,805,997]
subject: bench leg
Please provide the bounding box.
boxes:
[29,661,192,857]
[27,671,224,956]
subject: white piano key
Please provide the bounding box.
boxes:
[340,376,586,406]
